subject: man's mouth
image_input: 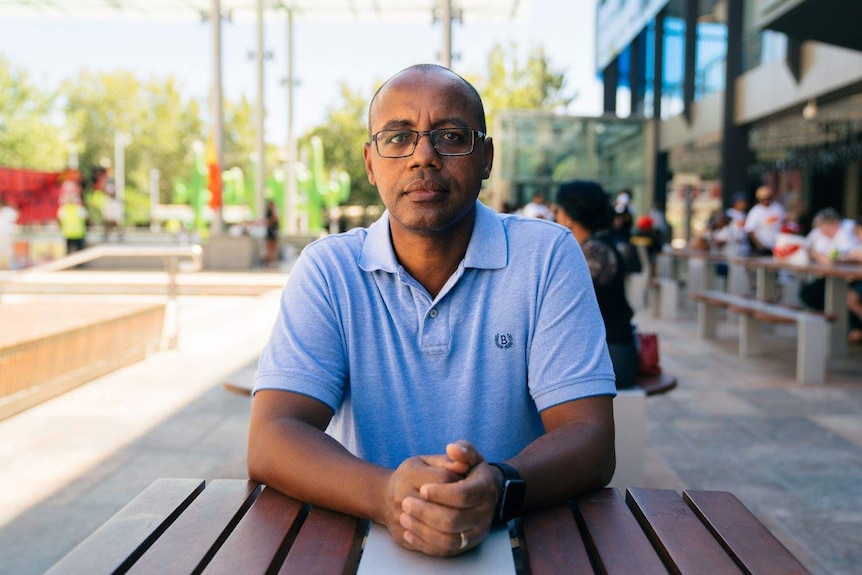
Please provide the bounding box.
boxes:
[405,180,447,200]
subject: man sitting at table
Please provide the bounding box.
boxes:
[744,186,785,256]
[247,64,617,557]
[799,208,859,312]
[839,216,862,344]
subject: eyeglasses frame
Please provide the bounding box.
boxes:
[369,128,487,158]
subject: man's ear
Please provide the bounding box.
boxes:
[481,137,494,180]
[363,142,377,186]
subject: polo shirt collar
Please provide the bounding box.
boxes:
[358,201,508,273]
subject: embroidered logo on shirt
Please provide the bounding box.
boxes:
[495,334,514,349]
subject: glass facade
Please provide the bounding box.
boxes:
[488,112,648,212]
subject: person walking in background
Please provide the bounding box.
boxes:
[0,197,19,270]
[57,180,88,255]
[744,186,784,256]
[100,180,123,243]
[555,180,638,390]
[264,199,280,268]
[726,192,750,257]
[247,64,615,557]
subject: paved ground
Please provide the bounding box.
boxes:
[0,281,860,574]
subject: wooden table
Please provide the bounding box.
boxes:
[737,257,862,356]
[47,478,810,574]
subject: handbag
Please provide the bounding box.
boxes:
[637,332,663,376]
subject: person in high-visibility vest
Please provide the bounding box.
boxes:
[57,181,89,255]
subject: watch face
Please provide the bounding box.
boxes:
[500,479,527,521]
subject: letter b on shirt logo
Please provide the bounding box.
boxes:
[495,334,514,349]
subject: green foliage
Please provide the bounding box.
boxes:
[0,55,67,170]
[466,42,574,132]
[61,69,204,207]
[123,186,151,226]
[301,82,378,206]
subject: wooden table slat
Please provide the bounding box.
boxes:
[126,480,261,575]
[683,490,811,575]
[574,488,669,575]
[520,501,593,574]
[278,505,368,575]
[626,488,744,575]
[203,485,304,575]
[46,478,205,575]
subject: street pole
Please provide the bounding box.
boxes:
[114,131,127,220]
[255,0,266,226]
[210,0,224,235]
[286,7,298,234]
[440,0,452,68]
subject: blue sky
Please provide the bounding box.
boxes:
[0,0,601,147]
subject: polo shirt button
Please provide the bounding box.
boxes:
[429,308,438,318]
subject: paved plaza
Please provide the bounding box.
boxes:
[0,279,860,574]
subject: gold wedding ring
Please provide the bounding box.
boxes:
[458,531,468,550]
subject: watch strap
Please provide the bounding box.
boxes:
[489,461,521,482]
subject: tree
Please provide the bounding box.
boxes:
[0,55,66,170]
[61,69,205,223]
[467,42,574,131]
[301,82,378,206]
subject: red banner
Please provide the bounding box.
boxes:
[0,167,72,225]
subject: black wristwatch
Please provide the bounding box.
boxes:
[489,462,526,525]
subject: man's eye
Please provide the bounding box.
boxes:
[438,130,465,143]
[386,132,413,145]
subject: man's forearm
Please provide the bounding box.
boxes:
[510,421,614,508]
[248,414,390,525]
[504,397,615,509]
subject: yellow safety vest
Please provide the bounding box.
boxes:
[58,204,87,239]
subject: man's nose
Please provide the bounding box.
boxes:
[410,132,440,164]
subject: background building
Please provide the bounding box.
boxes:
[487,112,649,212]
[596,0,862,241]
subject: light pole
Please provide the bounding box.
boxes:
[114,131,131,221]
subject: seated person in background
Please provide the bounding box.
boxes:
[247,64,616,558]
[520,191,552,219]
[554,180,638,390]
[805,208,857,265]
[800,208,859,311]
[744,186,785,256]
[839,217,862,344]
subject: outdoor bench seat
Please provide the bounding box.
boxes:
[222,361,257,396]
[689,290,835,384]
[636,373,676,395]
[648,276,683,321]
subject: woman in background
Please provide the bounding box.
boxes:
[555,180,638,389]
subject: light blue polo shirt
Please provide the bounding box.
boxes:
[254,201,616,469]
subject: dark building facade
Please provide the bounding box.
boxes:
[597,0,862,240]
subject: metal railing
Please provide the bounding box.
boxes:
[1,244,203,349]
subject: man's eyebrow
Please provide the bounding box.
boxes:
[375,118,470,131]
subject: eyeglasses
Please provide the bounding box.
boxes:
[370,128,485,158]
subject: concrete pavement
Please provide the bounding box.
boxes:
[0,284,860,574]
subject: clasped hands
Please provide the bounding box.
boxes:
[384,440,501,556]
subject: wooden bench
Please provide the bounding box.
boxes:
[689,290,835,384]
[48,478,810,574]
[222,361,258,396]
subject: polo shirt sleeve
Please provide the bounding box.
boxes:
[253,247,347,412]
[527,233,617,411]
